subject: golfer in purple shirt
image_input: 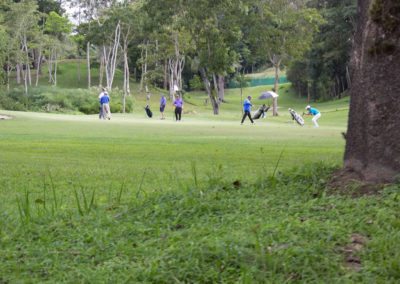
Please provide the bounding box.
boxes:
[173,95,183,121]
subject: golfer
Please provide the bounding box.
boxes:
[241,95,254,124]
[98,87,107,119]
[173,94,183,121]
[305,105,321,127]
[101,92,111,120]
[160,95,167,120]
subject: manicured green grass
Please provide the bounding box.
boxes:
[0,104,399,282]
[1,62,399,282]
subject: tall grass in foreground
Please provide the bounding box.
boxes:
[1,163,399,283]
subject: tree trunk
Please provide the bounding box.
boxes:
[16,64,21,85]
[217,75,225,102]
[99,51,104,87]
[6,55,10,91]
[346,65,351,88]
[342,0,400,183]
[163,59,168,90]
[35,49,42,87]
[199,68,219,115]
[122,40,130,113]
[268,53,281,117]
[87,42,91,88]
[48,54,53,84]
[103,23,121,91]
[77,58,81,82]
[168,58,176,98]
[140,40,147,92]
[22,62,28,95]
[272,64,280,116]
[54,51,57,86]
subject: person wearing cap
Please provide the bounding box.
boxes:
[173,94,183,121]
[241,95,254,125]
[160,94,167,120]
[100,91,111,120]
[305,105,321,127]
[98,87,107,119]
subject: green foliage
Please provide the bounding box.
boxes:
[0,87,134,114]
[0,26,8,84]
[287,0,357,101]
[44,11,72,39]
[189,74,203,91]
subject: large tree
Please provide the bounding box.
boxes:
[287,0,357,101]
[247,0,323,116]
[342,0,400,183]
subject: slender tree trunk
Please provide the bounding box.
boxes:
[341,0,400,183]
[123,41,130,113]
[6,55,10,91]
[140,40,147,92]
[163,59,168,90]
[199,67,219,115]
[54,50,57,86]
[35,49,42,87]
[48,53,53,84]
[23,35,32,87]
[27,59,32,86]
[269,54,281,116]
[168,58,175,98]
[99,50,104,87]
[346,65,351,88]
[217,75,225,102]
[16,64,21,85]
[212,74,218,99]
[103,22,121,91]
[273,64,280,116]
[77,58,81,82]
[87,41,91,88]
[23,62,28,95]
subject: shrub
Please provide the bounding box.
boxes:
[0,86,134,114]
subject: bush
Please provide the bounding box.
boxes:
[0,86,134,114]
[189,75,203,91]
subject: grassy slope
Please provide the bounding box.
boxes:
[0,62,399,282]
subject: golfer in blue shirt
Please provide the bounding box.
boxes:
[305,105,321,127]
[241,96,254,124]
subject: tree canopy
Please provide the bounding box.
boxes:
[0,0,357,112]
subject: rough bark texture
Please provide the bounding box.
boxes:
[343,0,400,183]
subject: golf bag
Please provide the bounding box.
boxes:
[145,105,153,118]
[288,108,304,126]
[253,105,270,120]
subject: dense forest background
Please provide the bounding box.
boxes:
[0,0,356,105]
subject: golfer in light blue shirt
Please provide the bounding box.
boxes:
[305,105,321,127]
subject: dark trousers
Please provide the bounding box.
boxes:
[241,111,254,124]
[175,107,182,121]
[99,104,104,119]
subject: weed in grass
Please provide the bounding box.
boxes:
[16,189,31,224]
[1,164,399,282]
[73,186,96,216]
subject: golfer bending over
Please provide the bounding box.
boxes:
[241,95,254,124]
[305,105,321,127]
